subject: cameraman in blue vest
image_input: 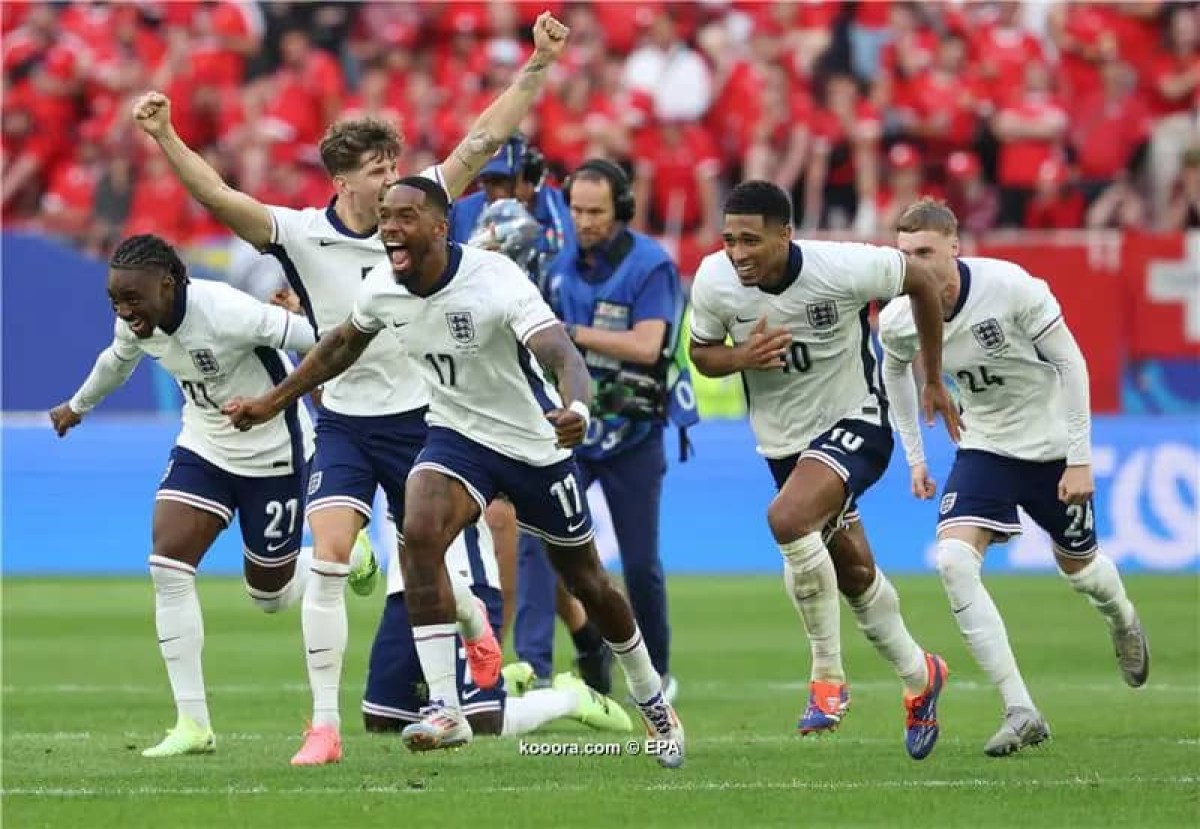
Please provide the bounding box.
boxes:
[518,158,697,700]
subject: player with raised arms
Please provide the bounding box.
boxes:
[48,234,323,758]
[880,197,1149,757]
[688,180,959,760]
[132,10,572,765]
[226,176,685,768]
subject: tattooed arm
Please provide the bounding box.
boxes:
[526,322,593,448]
[437,12,570,198]
[223,319,375,429]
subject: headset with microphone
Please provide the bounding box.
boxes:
[563,158,636,223]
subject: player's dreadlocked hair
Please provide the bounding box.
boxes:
[109,234,189,284]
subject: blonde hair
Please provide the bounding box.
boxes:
[895,196,959,236]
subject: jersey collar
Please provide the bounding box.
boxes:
[946,259,971,321]
[758,242,804,295]
[325,197,377,240]
[415,241,464,298]
[159,280,188,334]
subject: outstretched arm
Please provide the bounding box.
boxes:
[133,91,274,249]
[526,322,593,448]
[50,342,144,436]
[437,12,569,198]
[224,319,375,429]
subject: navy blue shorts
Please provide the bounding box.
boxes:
[766,418,894,527]
[413,427,594,547]
[305,408,428,524]
[938,449,1098,555]
[157,446,307,567]
[361,585,506,723]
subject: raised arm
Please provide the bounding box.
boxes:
[526,322,593,448]
[224,319,374,430]
[133,91,274,249]
[437,12,569,198]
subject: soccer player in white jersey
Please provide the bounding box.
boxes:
[360,516,632,738]
[688,181,961,760]
[132,11,572,765]
[227,177,686,768]
[48,235,328,757]
[880,198,1149,757]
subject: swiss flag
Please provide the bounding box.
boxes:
[1123,232,1200,360]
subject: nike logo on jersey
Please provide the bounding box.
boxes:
[735,315,758,323]
[157,636,180,645]
[317,240,339,247]
[266,540,291,553]
[307,647,332,655]
[392,321,410,328]
[951,602,973,614]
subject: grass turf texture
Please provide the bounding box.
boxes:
[3,575,1197,828]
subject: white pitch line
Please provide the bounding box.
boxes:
[3,776,1197,798]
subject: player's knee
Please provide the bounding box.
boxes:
[836,561,875,598]
[766,496,819,543]
[402,510,455,557]
[935,538,981,588]
[560,565,608,608]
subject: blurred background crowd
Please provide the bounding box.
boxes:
[4,1,1199,273]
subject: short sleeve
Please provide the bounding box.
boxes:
[350,266,389,334]
[1015,276,1063,343]
[266,204,304,248]
[846,243,907,304]
[631,263,677,325]
[688,263,727,345]
[505,264,559,343]
[417,164,450,202]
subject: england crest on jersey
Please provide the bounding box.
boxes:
[446,312,476,344]
[806,300,839,330]
[190,349,221,376]
[971,318,1006,352]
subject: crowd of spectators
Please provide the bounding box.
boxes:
[4,1,1199,272]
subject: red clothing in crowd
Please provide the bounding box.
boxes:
[634,123,720,230]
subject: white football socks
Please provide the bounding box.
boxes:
[780,532,845,683]
[148,555,210,729]
[413,623,460,711]
[846,569,928,696]
[607,628,662,704]
[1062,551,1136,630]
[246,546,312,613]
[936,538,1034,711]
[501,689,578,736]
[302,560,349,728]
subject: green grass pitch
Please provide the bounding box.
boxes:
[3,574,1198,828]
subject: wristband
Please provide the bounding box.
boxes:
[568,399,591,428]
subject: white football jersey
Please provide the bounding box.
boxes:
[690,240,906,458]
[386,522,500,595]
[879,257,1068,462]
[351,244,568,467]
[75,280,315,477]
[265,165,447,417]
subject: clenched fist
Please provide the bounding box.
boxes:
[132,91,173,138]
[530,11,570,61]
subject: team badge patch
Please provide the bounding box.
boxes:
[189,349,221,376]
[806,300,839,330]
[971,318,1006,351]
[446,312,476,344]
[939,492,957,515]
[307,471,323,497]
